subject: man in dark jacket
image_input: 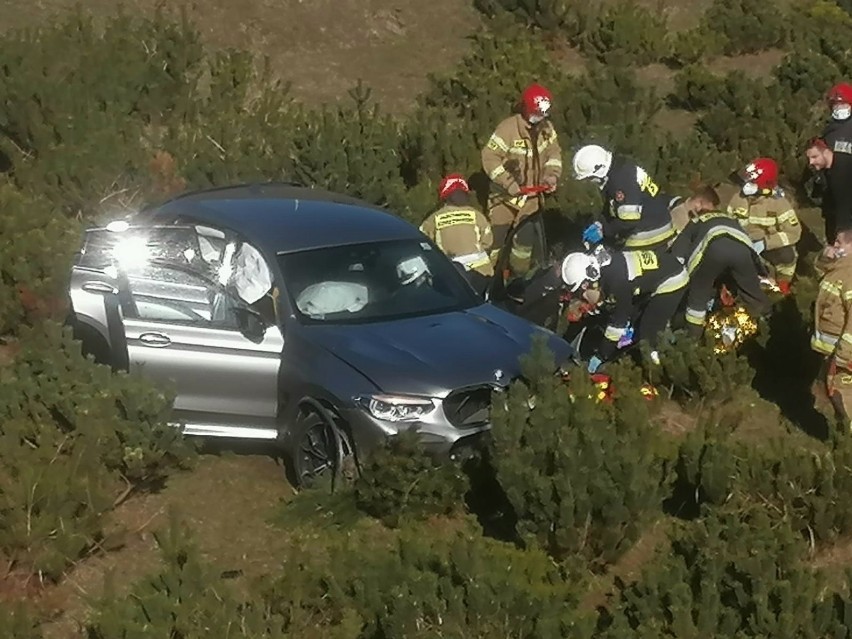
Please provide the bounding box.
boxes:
[805,137,852,243]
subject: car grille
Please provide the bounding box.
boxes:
[443,385,494,429]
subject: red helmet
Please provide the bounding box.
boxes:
[740,157,778,194]
[520,83,553,122]
[438,173,469,200]
[827,82,852,105]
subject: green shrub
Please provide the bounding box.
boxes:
[0,605,41,639]
[354,431,470,527]
[667,26,719,68]
[601,504,852,637]
[670,64,728,111]
[486,339,672,567]
[0,322,193,580]
[647,331,756,404]
[0,182,79,334]
[86,511,294,639]
[673,423,852,545]
[0,9,204,212]
[90,512,596,638]
[574,1,671,66]
[472,0,580,31]
[263,527,596,638]
[703,0,791,55]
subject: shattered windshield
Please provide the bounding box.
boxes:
[278,238,480,324]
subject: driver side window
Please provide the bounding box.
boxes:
[83,224,276,331]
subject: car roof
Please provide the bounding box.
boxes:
[145,182,422,254]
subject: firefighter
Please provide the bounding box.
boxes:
[559,245,689,372]
[805,137,852,244]
[572,144,676,252]
[481,82,562,277]
[419,173,493,294]
[669,185,769,335]
[822,82,852,153]
[811,228,852,433]
[724,157,801,294]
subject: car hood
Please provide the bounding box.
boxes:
[303,303,574,397]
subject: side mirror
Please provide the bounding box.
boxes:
[233,307,267,343]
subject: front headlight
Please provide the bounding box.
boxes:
[354,394,437,422]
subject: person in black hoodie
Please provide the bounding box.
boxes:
[805,136,852,243]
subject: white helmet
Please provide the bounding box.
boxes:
[572,144,613,182]
[561,252,600,292]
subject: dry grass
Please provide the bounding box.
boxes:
[0,0,483,111]
[34,449,292,638]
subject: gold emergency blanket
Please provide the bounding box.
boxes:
[706,305,758,354]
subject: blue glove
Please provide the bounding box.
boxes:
[617,326,634,349]
[753,240,766,254]
[583,222,603,245]
[588,355,603,373]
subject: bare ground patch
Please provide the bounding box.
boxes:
[0,0,483,111]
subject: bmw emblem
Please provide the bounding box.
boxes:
[493,369,504,382]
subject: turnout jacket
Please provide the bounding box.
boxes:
[596,249,688,359]
[481,114,562,219]
[600,156,675,250]
[812,253,852,370]
[725,188,802,251]
[669,210,755,275]
[419,204,494,274]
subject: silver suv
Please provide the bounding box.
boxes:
[68,183,573,485]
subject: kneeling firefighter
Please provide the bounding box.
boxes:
[669,185,770,334]
[560,246,689,372]
[812,229,852,433]
[419,174,494,295]
[724,157,801,293]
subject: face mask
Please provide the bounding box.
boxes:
[742,182,758,197]
[527,114,544,124]
[833,104,851,120]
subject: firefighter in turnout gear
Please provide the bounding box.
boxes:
[572,144,676,252]
[669,186,769,335]
[481,83,562,277]
[419,174,493,295]
[559,246,689,372]
[724,157,801,294]
[823,83,852,154]
[812,229,852,433]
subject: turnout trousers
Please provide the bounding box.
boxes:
[684,237,770,333]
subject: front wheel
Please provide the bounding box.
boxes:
[289,408,356,489]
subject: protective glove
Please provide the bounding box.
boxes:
[617,326,634,349]
[506,182,521,196]
[587,355,603,373]
[583,221,603,245]
[752,240,766,254]
[543,175,558,193]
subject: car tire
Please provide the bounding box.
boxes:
[289,406,357,490]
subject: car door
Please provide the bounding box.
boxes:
[92,223,284,440]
